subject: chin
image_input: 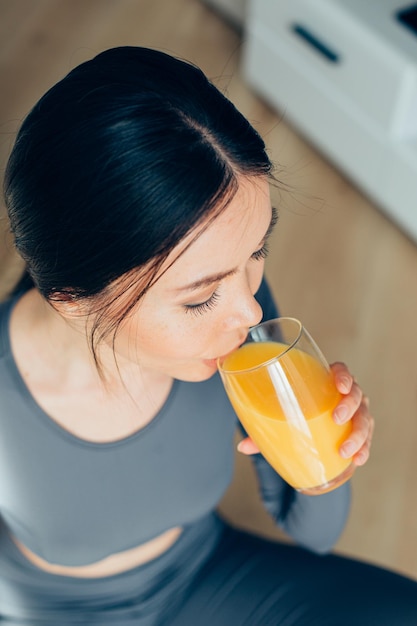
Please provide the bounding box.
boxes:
[174,361,219,383]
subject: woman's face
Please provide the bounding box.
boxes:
[114,176,275,382]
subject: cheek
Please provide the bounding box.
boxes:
[126,292,222,362]
[135,314,206,359]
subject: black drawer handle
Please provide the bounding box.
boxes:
[291,23,340,63]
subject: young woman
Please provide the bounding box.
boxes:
[0,46,416,625]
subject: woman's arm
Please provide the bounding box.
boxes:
[247,276,372,553]
[246,446,351,553]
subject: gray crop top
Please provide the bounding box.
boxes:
[0,279,351,566]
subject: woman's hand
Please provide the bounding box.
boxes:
[238,361,374,467]
[328,361,374,466]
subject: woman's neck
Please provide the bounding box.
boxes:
[9,289,174,443]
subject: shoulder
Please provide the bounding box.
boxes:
[0,296,17,358]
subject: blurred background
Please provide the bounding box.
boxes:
[0,0,416,580]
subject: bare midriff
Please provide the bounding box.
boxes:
[13,526,183,578]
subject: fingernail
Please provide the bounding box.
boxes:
[339,376,351,393]
[334,406,348,424]
[341,441,355,458]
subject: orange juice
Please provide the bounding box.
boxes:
[221,341,353,492]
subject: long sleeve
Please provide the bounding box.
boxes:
[250,277,351,553]
[249,450,351,553]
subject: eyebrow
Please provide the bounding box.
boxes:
[174,206,278,294]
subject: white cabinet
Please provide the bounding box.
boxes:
[243,0,417,243]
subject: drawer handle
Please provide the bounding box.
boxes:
[397,4,417,36]
[291,23,340,63]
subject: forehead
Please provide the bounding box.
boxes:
[211,176,271,231]
[156,176,271,285]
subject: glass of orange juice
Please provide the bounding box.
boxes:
[218,317,355,495]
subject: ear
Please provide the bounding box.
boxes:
[48,292,89,318]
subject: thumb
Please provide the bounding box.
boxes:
[237,437,260,455]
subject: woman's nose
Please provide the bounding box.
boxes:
[225,288,263,331]
[246,295,263,328]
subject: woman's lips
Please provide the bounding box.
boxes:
[204,340,246,369]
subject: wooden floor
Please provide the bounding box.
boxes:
[1,0,416,580]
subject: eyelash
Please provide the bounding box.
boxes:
[184,290,221,316]
[183,244,269,316]
[251,242,270,261]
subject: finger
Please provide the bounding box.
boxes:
[339,400,372,460]
[352,404,375,466]
[237,437,260,455]
[330,362,353,394]
[333,381,363,424]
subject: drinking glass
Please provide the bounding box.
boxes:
[218,317,355,495]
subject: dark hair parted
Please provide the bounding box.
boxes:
[4,46,272,363]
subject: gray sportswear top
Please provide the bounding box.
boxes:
[0,279,350,566]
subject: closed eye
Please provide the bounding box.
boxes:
[184,290,220,316]
[251,206,277,261]
[251,242,270,261]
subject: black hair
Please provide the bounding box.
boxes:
[4,46,272,364]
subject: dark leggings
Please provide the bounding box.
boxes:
[171,524,417,626]
[1,517,417,625]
